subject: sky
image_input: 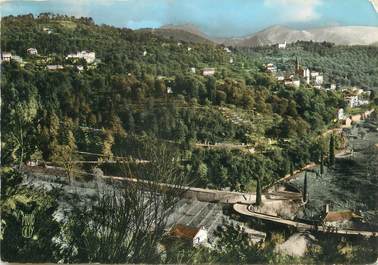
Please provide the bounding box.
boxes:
[1,0,377,37]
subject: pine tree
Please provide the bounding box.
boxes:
[256,177,262,206]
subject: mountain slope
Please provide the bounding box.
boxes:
[138,28,213,44]
[160,23,209,39]
[148,24,378,47]
[234,26,378,47]
[138,24,214,44]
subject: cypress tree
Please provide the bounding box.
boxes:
[303,172,308,203]
[290,162,294,176]
[256,177,262,206]
[329,135,335,166]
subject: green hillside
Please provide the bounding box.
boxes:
[1,14,376,191]
[2,13,378,265]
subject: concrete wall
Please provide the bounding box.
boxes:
[181,188,255,203]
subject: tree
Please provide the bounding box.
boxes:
[50,144,78,184]
[101,131,114,160]
[329,134,335,166]
[56,140,189,263]
[1,169,60,263]
[290,162,294,176]
[127,111,135,133]
[8,98,39,168]
[303,171,308,203]
[211,223,263,264]
[50,129,80,184]
[255,177,262,206]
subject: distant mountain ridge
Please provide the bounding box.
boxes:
[235,25,378,47]
[156,24,378,47]
[137,24,213,44]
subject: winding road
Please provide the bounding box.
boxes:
[233,204,378,237]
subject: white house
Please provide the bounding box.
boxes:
[350,87,364,96]
[47,65,64,71]
[292,79,301,88]
[43,27,53,34]
[344,95,369,108]
[310,71,319,78]
[76,65,84,72]
[1,52,12,62]
[229,58,234,64]
[202,68,215,76]
[66,51,96,64]
[265,63,277,74]
[284,78,300,88]
[278,41,287,49]
[169,224,208,247]
[327,83,337,90]
[224,47,232,53]
[27,48,38,55]
[190,67,196,74]
[337,108,345,120]
[276,75,285,81]
[315,75,324,85]
[26,160,39,167]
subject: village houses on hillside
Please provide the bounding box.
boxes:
[264,57,325,89]
[202,68,216,76]
[66,50,96,64]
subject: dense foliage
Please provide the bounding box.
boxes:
[1,14,354,190]
[1,14,378,264]
[241,41,378,89]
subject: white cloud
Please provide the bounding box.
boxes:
[264,0,322,22]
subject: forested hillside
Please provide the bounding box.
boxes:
[240,41,378,89]
[2,13,378,264]
[1,14,376,191]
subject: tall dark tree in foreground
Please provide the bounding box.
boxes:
[303,171,308,203]
[1,168,60,263]
[255,177,262,206]
[329,134,335,166]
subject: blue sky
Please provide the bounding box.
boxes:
[1,0,377,37]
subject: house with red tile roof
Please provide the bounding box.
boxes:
[169,224,208,247]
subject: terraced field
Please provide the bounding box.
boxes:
[291,118,378,225]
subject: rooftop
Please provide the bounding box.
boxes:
[169,224,201,240]
[324,210,362,222]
